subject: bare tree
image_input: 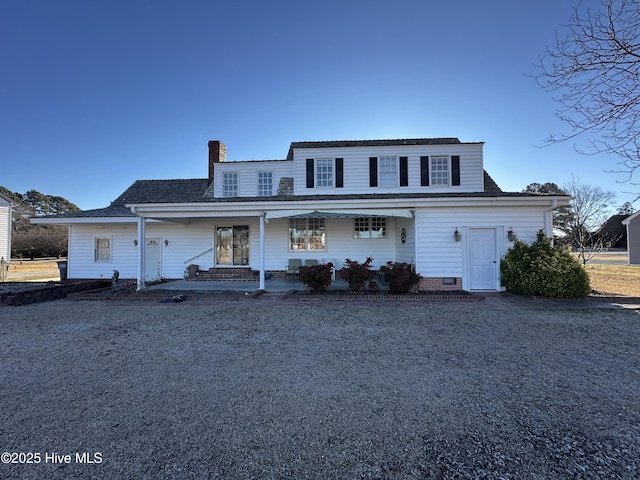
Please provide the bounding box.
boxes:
[558,176,617,264]
[535,0,640,180]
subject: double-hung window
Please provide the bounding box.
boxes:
[354,217,386,238]
[430,156,450,186]
[289,218,326,251]
[257,171,273,196]
[316,158,334,188]
[378,156,397,187]
[94,237,111,262]
[223,172,238,197]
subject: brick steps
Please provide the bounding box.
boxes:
[194,267,258,282]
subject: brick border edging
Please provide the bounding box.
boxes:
[1,280,112,306]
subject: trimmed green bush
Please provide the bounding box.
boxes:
[300,262,333,292]
[500,230,590,299]
[380,261,422,293]
[338,257,375,292]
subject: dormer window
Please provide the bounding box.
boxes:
[305,158,344,189]
[379,157,397,187]
[257,171,273,196]
[223,172,238,197]
[316,158,334,188]
[430,156,449,185]
[420,155,461,187]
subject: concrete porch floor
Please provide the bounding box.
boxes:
[147,277,351,293]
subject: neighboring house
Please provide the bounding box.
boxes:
[593,214,629,249]
[32,137,571,291]
[622,211,640,265]
[0,192,14,266]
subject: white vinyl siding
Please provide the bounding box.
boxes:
[0,200,10,263]
[414,206,548,288]
[213,160,293,198]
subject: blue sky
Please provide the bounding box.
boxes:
[1,0,637,212]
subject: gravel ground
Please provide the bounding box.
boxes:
[1,295,639,479]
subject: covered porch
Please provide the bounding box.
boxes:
[128,200,416,291]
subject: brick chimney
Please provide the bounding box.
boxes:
[208,140,227,184]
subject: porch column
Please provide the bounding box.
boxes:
[259,212,265,290]
[137,217,146,291]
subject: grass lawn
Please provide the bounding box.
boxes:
[586,263,640,296]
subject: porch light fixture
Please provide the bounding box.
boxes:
[133,239,138,246]
[164,239,169,246]
[454,228,461,242]
[507,228,517,242]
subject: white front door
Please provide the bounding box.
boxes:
[145,238,162,281]
[468,228,497,290]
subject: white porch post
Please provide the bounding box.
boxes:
[259,212,265,290]
[137,217,146,291]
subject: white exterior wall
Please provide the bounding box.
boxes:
[263,217,398,271]
[293,143,484,195]
[67,216,402,279]
[68,222,217,279]
[0,200,10,262]
[213,160,293,198]
[415,206,548,281]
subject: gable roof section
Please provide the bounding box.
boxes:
[286,137,472,161]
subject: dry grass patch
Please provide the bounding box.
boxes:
[586,263,640,296]
[5,258,62,282]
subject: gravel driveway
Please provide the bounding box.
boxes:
[1,295,639,479]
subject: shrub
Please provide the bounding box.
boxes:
[500,230,590,298]
[380,261,422,293]
[300,262,333,292]
[338,257,375,292]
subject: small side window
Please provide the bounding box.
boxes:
[95,237,111,262]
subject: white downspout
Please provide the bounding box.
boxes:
[545,199,558,239]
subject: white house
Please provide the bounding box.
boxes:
[0,192,13,267]
[32,137,571,292]
[622,211,640,265]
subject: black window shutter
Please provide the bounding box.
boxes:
[420,156,429,186]
[451,155,460,186]
[306,158,314,188]
[369,157,378,187]
[335,158,344,188]
[399,156,408,187]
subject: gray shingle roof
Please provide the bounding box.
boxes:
[286,137,466,161]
